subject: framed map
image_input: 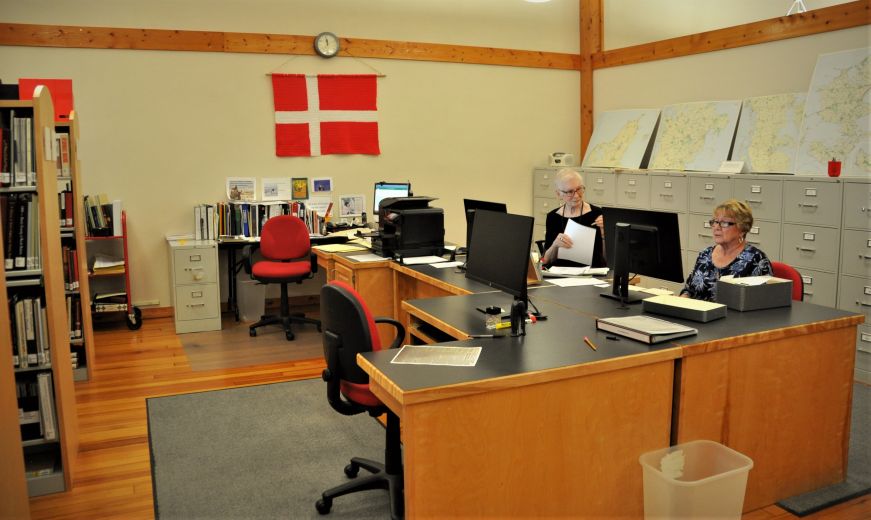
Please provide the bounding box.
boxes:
[582,109,660,169]
[732,93,806,174]
[648,100,741,172]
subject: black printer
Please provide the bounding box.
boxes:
[372,196,444,258]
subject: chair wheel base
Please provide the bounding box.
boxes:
[315,497,332,515]
[249,328,257,337]
[344,463,359,478]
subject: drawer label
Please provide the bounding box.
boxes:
[805,188,817,197]
[867,239,871,248]
[861,333,871,343]
[705,183,714,190]
[628,179,637,186]
[750,226,760,234]
[596,178,604,184]
[189,254,202,262]
[191,291,203,298]
[664,181,672,188]
[802,276,813,285]
[704,221,712,229]
[803,232,816,241]
[751,185,761,193]
[865,287,871,296]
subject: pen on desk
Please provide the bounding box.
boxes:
[583,336,598,351]
[469,334,502,339]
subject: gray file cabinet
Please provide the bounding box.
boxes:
[167,239,221,333]
[838,178,871,383]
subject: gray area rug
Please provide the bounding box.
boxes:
[147,379,390,519]
[777,382,871,516]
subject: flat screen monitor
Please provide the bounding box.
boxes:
[465,209,534,302]
[463,199,507,253]
[600,207,683,304]
[374,182,411,215]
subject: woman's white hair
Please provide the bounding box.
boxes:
[554,168,583,188]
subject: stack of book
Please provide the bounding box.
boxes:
[0,110,36,187]
[9,295,51,368]
[90,253,124,275]
[92,291,127,313]
[83,194,121,237]
[195,200,327,240]
[15,373,58,443]
[1,192,41,270]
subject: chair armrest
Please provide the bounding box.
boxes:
[374,317,406,350]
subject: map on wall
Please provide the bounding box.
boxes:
[648,100,741,172]
[581,109,660,169]
[795,47,870,177]
[731,93,806,174]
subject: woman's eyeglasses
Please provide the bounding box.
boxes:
[558,186,585,197]
[708,219,737,228]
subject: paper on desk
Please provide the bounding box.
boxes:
[720,274,780,286]
[433,261,463,269]
[314,243,367,253]
[390,345,482,367]
[643,294,724,311]
[348,253,385,262]
[545,266,609,277]
[547,277,607,287]
[556,219,596,266]
[402,256,448,265]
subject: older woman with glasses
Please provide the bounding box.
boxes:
[541,168,606,267]
[681,198,772,301]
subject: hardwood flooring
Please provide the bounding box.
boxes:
[27,316,871,519]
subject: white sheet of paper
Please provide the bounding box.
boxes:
[433,261,463,268]
[547,277,605,287]
[348,254,385,263]
[720,274,775,286]
[390,345,482,367]
[556,219,596,266]
[402,256,448,265]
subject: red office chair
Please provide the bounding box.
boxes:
[771,261,804,301]
[243,215,320,341]
[316,280,404,519]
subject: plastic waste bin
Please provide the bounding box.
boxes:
[237,279,266,322]
[639,439,753,520]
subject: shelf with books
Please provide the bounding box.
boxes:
[85,211,141,329]
[56,112,94,382]
[1,85,78,499]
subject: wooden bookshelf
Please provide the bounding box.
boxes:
[56,111,95,381]
[1,85,79,497]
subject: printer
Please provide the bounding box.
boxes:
[372,196,445,258]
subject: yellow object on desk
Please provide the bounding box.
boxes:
[491,321,512,330]
[314,243,368,253]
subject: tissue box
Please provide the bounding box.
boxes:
[716,277,793,311]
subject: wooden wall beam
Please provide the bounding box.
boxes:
[579,0,603,158]
[592,0,870,70]
[0,22,579,71]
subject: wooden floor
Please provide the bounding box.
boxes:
[27,316,871,519]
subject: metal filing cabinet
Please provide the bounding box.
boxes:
[167,239,221,333]
[583,169,616,207]
[615,172,651,209]
[838,178,871,383]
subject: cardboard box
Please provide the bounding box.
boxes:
[642,294,727,323]
[716,277,793,311]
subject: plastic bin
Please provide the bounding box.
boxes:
[237,279,266,322]
[639,440,753,520]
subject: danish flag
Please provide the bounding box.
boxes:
[272,74,380,157]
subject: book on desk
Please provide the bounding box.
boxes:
[596,315,697,344]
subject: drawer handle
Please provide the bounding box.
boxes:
[857,301,871,308]
[187,303,206,308]
[861,207,868,213]
[700,195,715,200]
[746,199,762,204]
[803,289,813,295]
[184,267,204,271]
[796,246,816,252]
[624,190,637,195]
[659,193,673,198]
[797,203,818,208]
[747,239,761,245]
[861,254,871,260]
[698,233,713,238]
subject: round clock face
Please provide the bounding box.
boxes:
[314,32,340,58]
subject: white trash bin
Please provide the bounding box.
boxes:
[639,440,753,520]
[237,279,266,322]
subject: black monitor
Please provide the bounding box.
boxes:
[600,207,683,305]
[374,182,411,215]
[465,210,534,336]
[462,199,507,254]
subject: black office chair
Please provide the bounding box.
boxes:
[316,280,405,519]
[242,215,320,341]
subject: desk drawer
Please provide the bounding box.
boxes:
[173,247,217,284]
[175,284,220,321]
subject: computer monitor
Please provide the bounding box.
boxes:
[600,207,683,304]
[374,182,411,215]
[462,199,507,254]
[465,210,534,336]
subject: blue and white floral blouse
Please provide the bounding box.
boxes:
[680,245,773,301]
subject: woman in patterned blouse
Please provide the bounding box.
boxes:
[681,199,773,301]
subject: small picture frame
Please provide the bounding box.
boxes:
[292,177,309,200]
[312,177,333,193]
[339,194,365,218]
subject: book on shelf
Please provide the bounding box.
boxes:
[24,450,57,478]
[91,253,124,275]
[595,315,698,345]
[54,131,70,176]
[36,372,57,441]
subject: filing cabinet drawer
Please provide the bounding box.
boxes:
[837,275,871,322]
[688,214,716,252]
[840,229,871,278]
[781,224,839,272]
[175,284,221,321]
[797,268,837,308]
[743,221,781,261]
[783,180,841,227]
[533,197,558,226]
[533,168,558,199]
[857,324,871,355]
[842,181,871,230]
[173,247,218,284]
[650,175,688,212]
[584,171,615,206]
[689,177,731,214]
[734,178,782,222]
[615,173,650,208]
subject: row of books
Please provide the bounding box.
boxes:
[65,294,83,341]
[58,189,74,228]
[61,245,80,291]
[0,110,36,187]
[83,194,121,237]
[53,131,71,177]
[195,201,326,240]
[16,373,58,443]
[1,193,41,271]
[9,295,51,369]
[93,291,127,314]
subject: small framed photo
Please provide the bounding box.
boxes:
[339,194,365,218]
[292,177,309,200]
[312,177,333,193]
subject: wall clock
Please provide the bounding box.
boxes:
[314,32,340,58]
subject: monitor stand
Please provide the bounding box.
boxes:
[599,290,645,304]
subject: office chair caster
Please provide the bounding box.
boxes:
[315,497,332,515]
[249,328,256,337]
[344,462,359,478]
[285,331,295,341]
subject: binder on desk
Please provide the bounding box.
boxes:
[596,315,697,344]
